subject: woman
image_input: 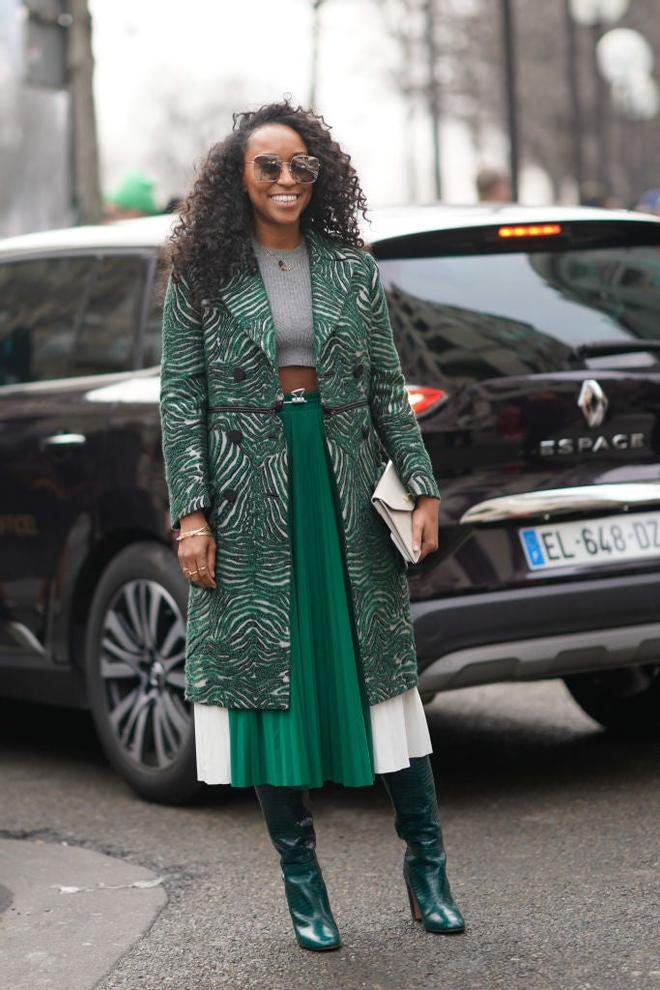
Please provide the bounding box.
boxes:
[159,98,465,951]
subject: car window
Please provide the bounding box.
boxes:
[143,277,163,367]
[379,244,660,388]
[0,256,95,385]
[71,255,147,376]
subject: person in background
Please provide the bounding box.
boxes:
[580,181,623,209]
[634,188,660,216]
[103,170,159,222]
[475,166,513,202]
[163,195,183,213]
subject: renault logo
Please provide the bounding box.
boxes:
[577,379,608,428]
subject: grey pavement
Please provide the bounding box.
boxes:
[0,838,166,990]
[0,680,659,990]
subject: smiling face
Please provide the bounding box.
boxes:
[242,123,314,239]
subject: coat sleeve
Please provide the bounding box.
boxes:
[362,251,441,501]
[159,270,213,530]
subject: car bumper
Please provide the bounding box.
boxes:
[412,572,660,692]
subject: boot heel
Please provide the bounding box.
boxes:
[405,877,422,922]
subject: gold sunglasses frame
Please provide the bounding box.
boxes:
[246,153,321,184]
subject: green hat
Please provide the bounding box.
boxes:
[106,170,158,214]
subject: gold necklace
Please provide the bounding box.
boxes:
[261,242,305,273]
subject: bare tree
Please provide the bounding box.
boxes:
[449,0,660,204]
[309,0,325,109]
[140,76,250,202]
[65,0,102,222]
[373,0,660,205]
[371,0,425,201]
[371,0,478,201]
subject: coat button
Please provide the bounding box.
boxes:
[361,425,370,440]
[233,366,246,381]
[228,429,242,444]
[353,363,364,378]
[223,488,237,503]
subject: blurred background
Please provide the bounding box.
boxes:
[1,0,660,237]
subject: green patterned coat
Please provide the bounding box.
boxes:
[159,227,441,710]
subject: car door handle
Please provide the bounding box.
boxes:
[41,432,87,448]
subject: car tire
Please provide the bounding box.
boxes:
[563,664,660,737]
[84,540,202,804]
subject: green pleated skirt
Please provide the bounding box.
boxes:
[227,390,375,789]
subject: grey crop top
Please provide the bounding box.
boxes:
[252,236,315,367]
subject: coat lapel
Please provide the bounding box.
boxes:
[307,228,354,366]
[219,261,277,367]
[220,228,354,372]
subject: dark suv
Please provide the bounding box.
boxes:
[2,205,659,803]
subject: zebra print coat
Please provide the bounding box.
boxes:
[159,227,441,710]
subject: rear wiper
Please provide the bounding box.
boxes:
[572,339,660,359]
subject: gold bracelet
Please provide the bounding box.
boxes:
[175,525,213,542]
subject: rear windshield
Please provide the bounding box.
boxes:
[379,245,660,388]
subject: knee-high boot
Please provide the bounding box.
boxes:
[380,756,465,933]
[254,784,342,951]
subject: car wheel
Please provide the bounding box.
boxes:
[84,541,201,804]
[563,663,660,737]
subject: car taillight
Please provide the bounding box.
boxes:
[406,386,447,415]
[498,223,562,238]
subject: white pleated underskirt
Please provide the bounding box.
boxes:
[193,685,433,785]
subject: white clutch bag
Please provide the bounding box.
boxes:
[371,459,421,565]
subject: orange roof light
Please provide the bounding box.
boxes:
[498,223,563,239]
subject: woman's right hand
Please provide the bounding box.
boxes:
[177,511,217,589]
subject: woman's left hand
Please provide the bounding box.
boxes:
[411,495,440,562]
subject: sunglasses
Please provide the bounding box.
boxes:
[247,153,321,184]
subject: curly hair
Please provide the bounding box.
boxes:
[166,97,370,303]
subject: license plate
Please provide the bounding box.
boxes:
[519,510,660,570]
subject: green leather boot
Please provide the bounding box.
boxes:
[254,784,342,951]
[380,756,465,934]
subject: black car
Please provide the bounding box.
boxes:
[2,205,660,804]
